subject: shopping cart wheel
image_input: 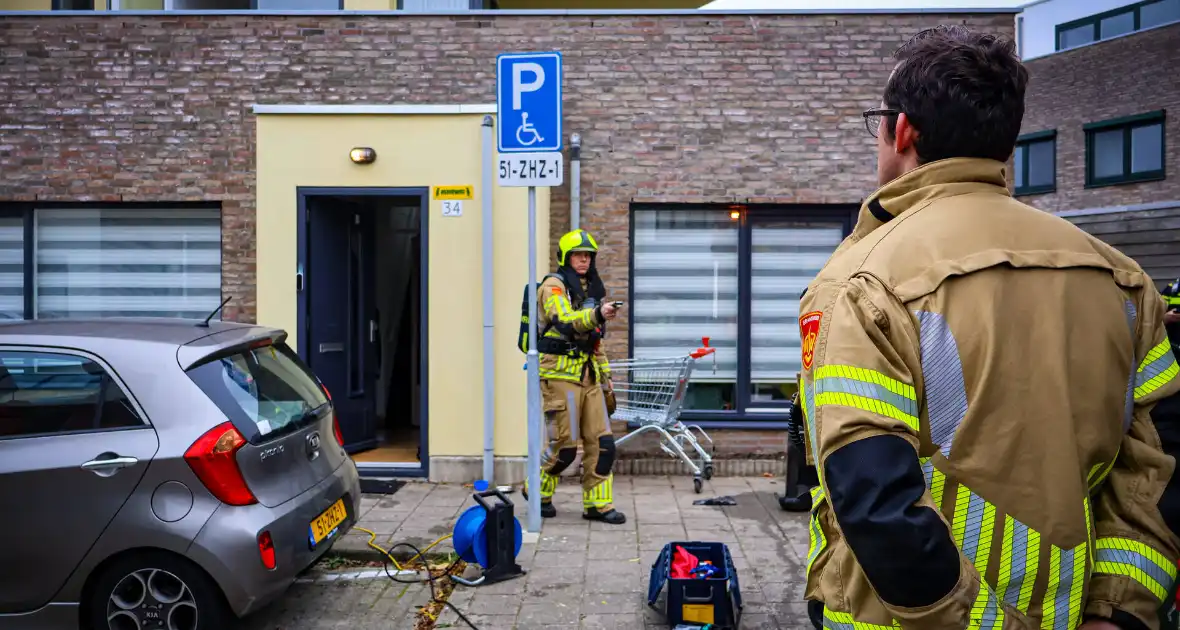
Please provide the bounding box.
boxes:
[703,464,714,481]
[693,477,703,493]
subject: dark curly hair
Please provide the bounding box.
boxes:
[883,25,1029,164]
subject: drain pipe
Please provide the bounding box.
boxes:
[481,115,496,485]
[570,132,582,230]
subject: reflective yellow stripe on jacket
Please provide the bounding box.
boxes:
[923,458,1089,626]
[806,484,826,577]
[812,365,919,433]
[1135,339,1179,400]
[539,291,602,382]
[808,363,1100,627]
[1093,537,1178,602]
[545,291,597,331]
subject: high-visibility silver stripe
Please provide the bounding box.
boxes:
[1123,300,1137,433]
[1138,351,1178,389]
[1096,548,1175,593]
[567,391,579,446]
[916,311,968,458]
[813,376,918,417]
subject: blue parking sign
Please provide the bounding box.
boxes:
[496,51,563,154]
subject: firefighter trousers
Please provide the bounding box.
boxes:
[532,378,616,512]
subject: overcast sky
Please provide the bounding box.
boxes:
[700,0,1027,9]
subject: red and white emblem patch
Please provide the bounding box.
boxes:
[799,311,823,371]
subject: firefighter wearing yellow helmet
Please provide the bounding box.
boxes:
[522,229,625,524]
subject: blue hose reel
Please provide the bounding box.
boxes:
[451,481,526,586]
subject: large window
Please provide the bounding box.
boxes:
[630,204,852,423]
[1085,111,1167,188]
[1014,130,1056,196]
[1056,0,1180,51]
[0,205,222,320]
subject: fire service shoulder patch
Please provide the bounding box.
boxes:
[799,310,823,371]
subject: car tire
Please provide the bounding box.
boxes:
[86,551,236,630]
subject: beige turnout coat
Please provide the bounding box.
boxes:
[800,158,1180,629]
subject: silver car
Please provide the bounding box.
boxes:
[0,319,361,630]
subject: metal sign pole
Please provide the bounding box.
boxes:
[495,50,563,536]
[525,184,542,534]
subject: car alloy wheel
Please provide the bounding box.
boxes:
[106,568,198,630]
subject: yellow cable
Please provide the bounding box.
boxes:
[353,528,454,571]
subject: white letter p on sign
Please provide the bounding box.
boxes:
[512,62,545,111]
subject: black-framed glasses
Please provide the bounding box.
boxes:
[863,108,901,139]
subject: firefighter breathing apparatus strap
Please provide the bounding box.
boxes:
[537,275,603,358]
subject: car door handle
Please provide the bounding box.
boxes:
[81,456,139,475]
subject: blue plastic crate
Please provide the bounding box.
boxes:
[647,541,743,629]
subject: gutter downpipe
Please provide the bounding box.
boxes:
[481,115,496,485]
[570,132,582,229]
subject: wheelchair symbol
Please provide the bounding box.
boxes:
[515,112,544,146]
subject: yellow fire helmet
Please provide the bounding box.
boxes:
[557,229,599,267]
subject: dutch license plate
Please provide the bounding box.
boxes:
[309,498,347,545]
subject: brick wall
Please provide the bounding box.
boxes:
[0,11,1015,456]
[1020,23,1180,286]
[1020,22,1180,214]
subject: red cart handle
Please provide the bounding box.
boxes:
[690,336,716,359]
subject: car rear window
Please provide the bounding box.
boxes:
[185,341,329,443]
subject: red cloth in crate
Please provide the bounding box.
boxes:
[670,545,700,579]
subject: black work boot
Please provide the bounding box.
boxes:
[778,490,813,512]
[521,489,557,518]
[583,507,627,524]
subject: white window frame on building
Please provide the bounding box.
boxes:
[0,203,223,321]
[1014,129,1057,196]
[1084,110,1167,189]
[627,202,855,428]
[1056,0,1180,51]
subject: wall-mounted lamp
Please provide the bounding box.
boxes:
[349,147,377,165]
[728,204,744,220]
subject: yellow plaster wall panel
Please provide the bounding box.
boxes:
[256,110,549,459]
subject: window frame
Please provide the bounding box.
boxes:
[626,202,857,428]
[1055,0,1180,51]
[51,0,97,9]
[0,201,223,321]
[396,0,490,8]
[107,0,346,9]
[1084,110,1167,189]
[0,345,152,441]
[1013,129,1057,197]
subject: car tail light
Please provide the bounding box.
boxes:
[332,413,345,448]
[257,530,276,570]
[321,384,345,448]
[184,422,257,506]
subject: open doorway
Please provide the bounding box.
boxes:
[297,188,428,477]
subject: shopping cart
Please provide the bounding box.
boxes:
[612,337,719,493]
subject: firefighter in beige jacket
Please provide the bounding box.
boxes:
[801,26,1180,630]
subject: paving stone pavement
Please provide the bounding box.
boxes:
[246,475,812,629]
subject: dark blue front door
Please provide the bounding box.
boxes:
[306,197,378,454]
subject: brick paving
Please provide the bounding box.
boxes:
[247,475,812,629]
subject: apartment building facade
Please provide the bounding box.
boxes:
[0,6,1017,480]
[3,0,706,12]
[1018,0,1180,286]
